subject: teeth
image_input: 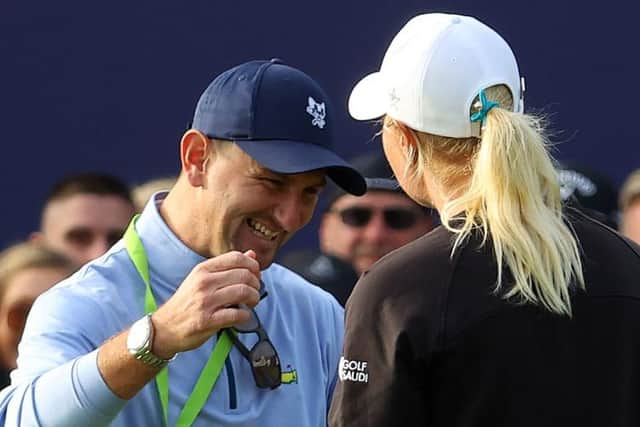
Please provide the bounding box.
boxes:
[248,219,279,240]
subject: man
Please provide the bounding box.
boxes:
[283,150,436,305]
[0,242,73,387]
[0,59,365,426]
[31,173,137,267]
[619,169,640,244]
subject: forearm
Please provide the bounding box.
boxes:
[0,350,125,427]
[0,328,170,427]
[97,328,169,400]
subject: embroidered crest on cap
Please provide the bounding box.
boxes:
[306,96,326,129]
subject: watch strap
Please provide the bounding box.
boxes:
[131,314,176,369]
[134,346,173,369]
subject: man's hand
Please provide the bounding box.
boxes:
[97,249,261,400]
[151,250,261,359]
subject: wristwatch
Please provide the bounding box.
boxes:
[127,314,174,369]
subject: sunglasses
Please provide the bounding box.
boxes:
[229,305,281,389]
[331,206,423,230]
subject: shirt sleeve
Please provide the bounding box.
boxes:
[325,298,345,409]
[328,268,430,427]
[0,285,127,427]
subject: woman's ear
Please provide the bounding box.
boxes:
[396,122,418,150]
[180,130,211,187]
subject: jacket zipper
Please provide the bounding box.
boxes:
[224,289,265,410]
[225,357,237,410]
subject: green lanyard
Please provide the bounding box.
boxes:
[124,214,233,427]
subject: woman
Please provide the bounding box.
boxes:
[329,13,640,427]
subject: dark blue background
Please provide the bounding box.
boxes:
[1,0,638,256]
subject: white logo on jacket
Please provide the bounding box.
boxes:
[339,356,369,383]
[306,96,326,129]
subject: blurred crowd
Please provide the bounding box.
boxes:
[0,154,638,388]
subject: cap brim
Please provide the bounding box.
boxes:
[234,140,366,196]
[348,72,389,121]
[365,177,401,192]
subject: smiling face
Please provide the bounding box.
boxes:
[187,140,327,268]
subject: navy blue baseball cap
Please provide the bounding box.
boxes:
[192,59,366,196]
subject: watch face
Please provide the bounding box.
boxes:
[127,316,151,353]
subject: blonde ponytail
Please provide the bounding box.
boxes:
[401,85,585,316]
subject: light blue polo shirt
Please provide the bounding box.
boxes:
[0,193,344,427]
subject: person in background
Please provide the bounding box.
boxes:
[283,149,436,305]
[0,242,73,387]
[619,169,640,244]
[31,173,136,268]
[330,13,640,426]
[558,163,619,229]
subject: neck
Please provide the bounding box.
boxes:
[423,169,470,216]
[158,180,207,257]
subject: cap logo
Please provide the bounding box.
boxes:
[309,256,335,278]
[389,88,400,110]
[306,96,326,129]
[558,170,597,201]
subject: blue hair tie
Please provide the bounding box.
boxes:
[470,89,499,125]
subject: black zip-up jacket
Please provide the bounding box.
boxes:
[330,210,640,426]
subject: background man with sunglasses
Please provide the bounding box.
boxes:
[283,150,436,305]
[0,59,366,427]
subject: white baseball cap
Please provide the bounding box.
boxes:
[348,13,524,138]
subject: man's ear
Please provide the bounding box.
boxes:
[180,130,211,187]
